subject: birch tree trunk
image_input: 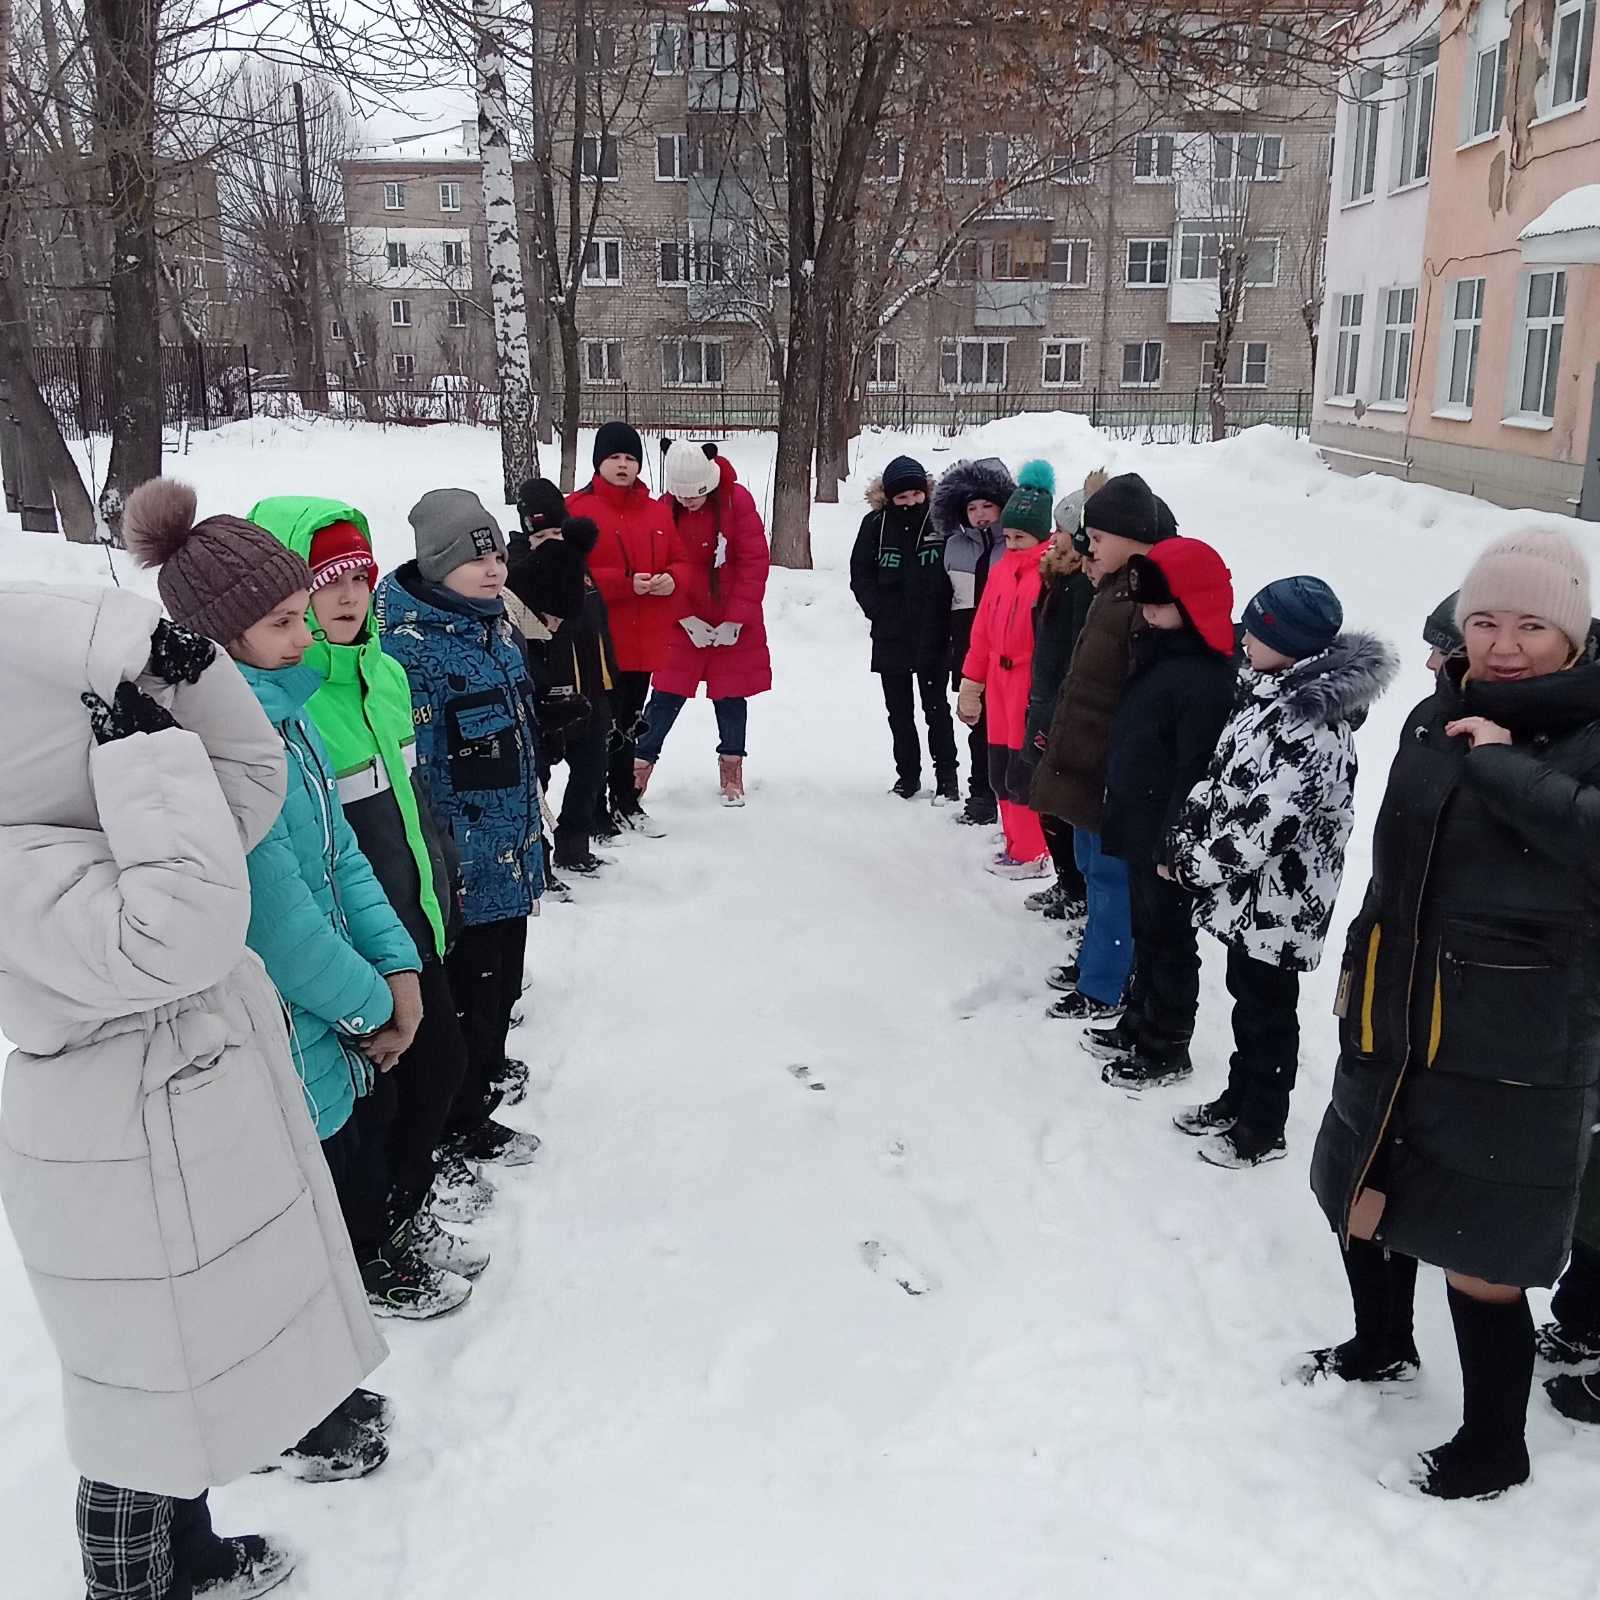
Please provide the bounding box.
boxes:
[476,0,538,502]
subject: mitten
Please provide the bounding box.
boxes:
[537,684,592,736]
[680,616,716,648]
[147,618,216,686]
[712,621,743,647]
[956,677,984,727]
[82,681,179,745]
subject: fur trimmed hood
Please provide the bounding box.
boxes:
[930,457,1015,536]
[1269,629,1399,726]
[865,472,937,510]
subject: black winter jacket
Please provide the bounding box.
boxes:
[1101,626,1236,864]
[1024,562,1096,758]
[1311,655,1600,1287]
[849,477,950,676]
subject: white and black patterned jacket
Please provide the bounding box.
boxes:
[1167,631,1399,972]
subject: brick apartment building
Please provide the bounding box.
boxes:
[341,9,1333,416]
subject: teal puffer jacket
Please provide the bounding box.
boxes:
[238,662,421,1138]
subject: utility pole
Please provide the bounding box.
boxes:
[294,80,328,411]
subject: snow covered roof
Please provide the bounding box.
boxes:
[689,1,740,12]
[1519,185,1600,265]
[353,120,480,166]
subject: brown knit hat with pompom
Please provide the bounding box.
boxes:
[124,479,313,645]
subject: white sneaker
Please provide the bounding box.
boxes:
[622,807,668,839]
[986,852,1052,881]
[409,1209,491,1279]
[430,1152,494,1224]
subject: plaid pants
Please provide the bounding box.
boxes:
[76,1480,210,1600]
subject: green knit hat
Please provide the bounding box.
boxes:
[1001,459,1056,541]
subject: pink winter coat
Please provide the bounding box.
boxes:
[961,543,1046,750]
[652,459,773,700]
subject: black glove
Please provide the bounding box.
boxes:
[537,685,592,738]
[82,682,180,745]
[147,619,216,686]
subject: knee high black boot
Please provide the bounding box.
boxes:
[1294,1240,1420,1385]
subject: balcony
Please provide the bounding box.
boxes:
[1167,278,1220,325]
[974,281,1048,328]
[688,67,758,114]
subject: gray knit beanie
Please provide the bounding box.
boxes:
[123,479,312,644]
[409,489,507,583]
[1455,527,1592,652]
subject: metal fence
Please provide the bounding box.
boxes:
[29,345,253,440]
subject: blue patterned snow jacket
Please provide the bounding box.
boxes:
[238,661,421,1138]
[374,564,544,926]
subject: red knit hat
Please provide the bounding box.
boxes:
[309,519,378,592]
[1127,537,1235,657]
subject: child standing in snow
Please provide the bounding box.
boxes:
[1165,579,1398,1166]
[1089,537,1237,1091]
[956,460,1056,876]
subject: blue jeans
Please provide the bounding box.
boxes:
[637,691,749,761]
[1072,827,1134,1006]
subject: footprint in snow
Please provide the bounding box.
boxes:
[861,1239,938,1297]
[787,1063,827,1092]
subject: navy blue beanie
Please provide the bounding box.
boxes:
[593,419,644,469]
[882,454,928,499]
[1243,576,1344,660]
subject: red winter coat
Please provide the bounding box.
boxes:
[567,476,689,673]
[961,543,1046,750]
[652,458,773,700]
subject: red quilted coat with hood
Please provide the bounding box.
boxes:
[653,458,773,700]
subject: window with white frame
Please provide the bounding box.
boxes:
[1378,286,1417,402]
[1134,133,1175,181]
[330,318,346,341]
[1545,0,1595,113]
[580,133,620,180]
[386,241,409,270]
[1395,38,1438,186]
[1178,225,1220,282]
[945,134,1008,183]
[1126,238,1170,286]
[439,181,462,212]
[662,338,725,387]
[869,137,903,182]
[690,28,734,70]
[582,339,623,384]
[657,134,689,181]
[446,300,468,329]
[589,27,619,72]
[1331,292,1363,397]
[393,353,415,379]
[1346,67,1382,201]
[442,240,466,269]
[651,22,684,74]
[940,337,1008,390]
[582,237,623,285]
[383,182,406,211]
[658,239,690,285]
[689,234,731,284]
[1201,339,1271,387]
[390,298,412,327]
[1042,338,1087,388]
[869,339,899,389]
[1513,268,1566,419]
[1049,136,1095,183]
[954,239,1037,282]
[1469,33,1509,140]
[1213,132,1283,182]
[1443,276,1485,408]
[1048,238,1091,287]
[1243,237,1280,287]
[1120,340,1163,388]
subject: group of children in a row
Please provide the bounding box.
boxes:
[853,452,1402,1168]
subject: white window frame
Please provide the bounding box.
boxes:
[1441,276,1485,411]
[580,132,620,181]
[1331,292,1363,399]
[658,239,690,286]
[656,133,688,182]
[868,338,900,391]
[383,181,406,211]
[1177,225,1220,283]
[1048,237,1091,289]
[581,236,624,286]
[330,318,346,341]
[1213,133,1284,183]
[1049,137,1095,184]
[1468,34,1509,142]
[690,27,735,71]
[1543,0,1595,115]
[446,299,468,329]
[442,240,466,270]
[869,136,904,183]
[392,352,415,379]
[650,21,684,75]
[1201,339,1271,388]
[1126,237,1170,287]
[1243,237,1280,288]
[1394,38,1439,187]
[1041,338,1087,389]
[386,240,409,270]
[582,338,624,385]
[439,180,463,212]
[939,337,1009,392]
[1120,340,1163,389]
[944,134,1008,184]
[1346,67,1382,202]
[1133,133,1175,182]
[662,337,727,389]
[688,232,732,285]
[1509,268,1567,422]
[1378,285,1418,403]
[389,297,412,328]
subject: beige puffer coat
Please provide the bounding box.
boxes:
[0,585,386,1497]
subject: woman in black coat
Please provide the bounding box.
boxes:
[1306,527,1600,1501]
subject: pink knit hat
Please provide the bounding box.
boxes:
[1456,527,1592,651]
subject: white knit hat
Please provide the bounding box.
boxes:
[663,440,720,501]
[1456,527,1593,651]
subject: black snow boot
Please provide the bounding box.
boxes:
[190,1535,297,1599]
[890,776,921,800]
[1545,1371,1600,1424]
[491,1055,529,1106]
[1536,1319,1600,1367]
[339,1388,394,1432]
[1041,892,1087,923]
[957,793,999,826]
[275,1407,389,1483]
[1288,1239,1419,1386]
[1101,1043,1193,1091]
[1392,1287,1532,1500]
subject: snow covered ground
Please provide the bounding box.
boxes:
[3,413,1600,1597]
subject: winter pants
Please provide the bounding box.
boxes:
[1124,858,1201,1053]
[1041,813,1086,900]
[1222,944,1301,1140]
[77,1483,227,1600]
[322,1100,391,1264]
[983,743,1047,860]
[446,915,529,1130]
[603,670,653,819]
[879,670,957,788]
[637,691,749,761]
[1551,1239,1600,1339]
[556,696,610,864]
[1071,827,1134,1007]
[967,708,993,804]
[385,958,468,1223]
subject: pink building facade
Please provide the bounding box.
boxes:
[1315,0,1599,519]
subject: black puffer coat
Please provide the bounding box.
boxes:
[1023,548,1096,758]
[849,475,950,676]
[1311,653,1600,1287]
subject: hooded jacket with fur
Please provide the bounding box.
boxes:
[849,473,949,676]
